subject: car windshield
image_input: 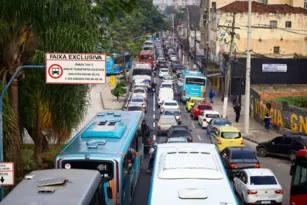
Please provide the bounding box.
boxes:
[134,89,145,93]
[186,77,206,86]
[161,84,172,88]
[165,102,177,106]
[163,76,173,80]
[171,130,190,137]
[128,107,142,111]
[161,69,168,72]
[133,69,151,76]
[213,119,231,126]
[250,176,277,185]
[221,132,241,139]
[206,114,220,118]
[131,98,144,102]
[164,111,180,115]
[198,105,212,110]
[140,55,153,60]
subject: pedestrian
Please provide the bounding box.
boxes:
[263,113,271,132]
[232,95,238,106]
[151,82,156,93]
[209,89,216,103]
[234,103,241,123]
[147,144,157,173]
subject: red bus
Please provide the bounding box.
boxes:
[139,50,154,69]
[290,149,307,205]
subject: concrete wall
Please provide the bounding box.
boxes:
[216,12,307,57]
[250,87,307,135]
[267,0,305,8]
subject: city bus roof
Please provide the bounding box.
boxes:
[181,70,206,78]
[58,111,142,158]
[0,169,101,205]
[148,143,238,205]
[139,50,154,55]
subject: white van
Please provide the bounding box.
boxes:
[157,88,174,108]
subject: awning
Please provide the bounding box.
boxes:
[206,73,223,78]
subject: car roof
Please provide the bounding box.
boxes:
[159,87,173,91]
[171,125,190,130]
[163,75,173,78]
[163,100,177,103]
[160,115,176,119]
[203,110,220,114]
[228,146,253,152]
[195,102,212,106]
[244,168,274,177]
[128,103,142,107]
[163,109,180,112]
[161,82,172,85]
[189,97,204,100]
[168,137,188,142]
[218,125,240,132]
[131,96,144,99]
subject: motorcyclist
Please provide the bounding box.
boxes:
[151,82,156,93]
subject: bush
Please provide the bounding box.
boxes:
[119,80,127,87]
[111,82,127,101]
[22,149,42,173]
[271,96,307,109]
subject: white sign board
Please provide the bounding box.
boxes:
[46,53,106,84]
[262,64,287,73]
[0,163,14,186]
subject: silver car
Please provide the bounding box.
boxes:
[161,109,182,124]
[157,115,177,135]
[166,137,188,143]
[127,102,145,122]
[130,96,147,113]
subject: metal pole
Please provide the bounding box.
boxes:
[0,65,45,200]
[244,0,252,135]
[194,27,196,70]
[222,13,236,118]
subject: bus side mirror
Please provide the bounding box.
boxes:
[290,164,295,176]
[107,187,112,199]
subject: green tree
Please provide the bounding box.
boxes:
[111,82,127,101]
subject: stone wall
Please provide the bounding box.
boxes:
[250,87,307,135]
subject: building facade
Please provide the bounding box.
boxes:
[153,0,201,9]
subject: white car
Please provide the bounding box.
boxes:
[132,88,147,100]
[170,55,177,61]
[160,100,179,113]
[162,75,174,84]
[157,88,174,108]
[130,96,147,112]
[233,169,283,205]
[198,110,221,128]
[159,68,169,77]
[160,82,174,90]
[157,57,165,62]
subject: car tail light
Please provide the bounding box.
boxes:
[162,106,164,110]
[188,137,192,142]
[115,160,120,205]
[203,92,206,97]
[247,190,257,195]
[212,126,216,130]
[229,163,238,169]
[172,80,174,82]
[157,126,161,130]
[56,158,62,168]
[162,80,165,82]
[203,119,207,122]
[178,116,181,120]
[183,90,186,96]
[148,138,151,144]
[217,139,222,144]
[254,163,261,168]
[158,98,160,102]
[196,108,199,112]
[275,190,283,194]
[241,139,244,145]
[177,107,180,110]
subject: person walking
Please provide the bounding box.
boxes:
[232,95,238,106]
[234,103,241,123]
[263,113,271,132]
[209,89,216,104]
[147,144,157,173]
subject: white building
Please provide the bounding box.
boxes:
[154,0,201,9]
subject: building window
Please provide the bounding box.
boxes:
[274,46,280,54]
[270,20,277,28]
[285,21,292,28]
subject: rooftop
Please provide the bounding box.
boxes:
[219,1,307,14]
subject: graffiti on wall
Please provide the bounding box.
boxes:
[250,90,307,135]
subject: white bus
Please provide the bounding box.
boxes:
[1,169,110,205]
[148,143,239,205]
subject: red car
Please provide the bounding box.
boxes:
[191,102,213,120]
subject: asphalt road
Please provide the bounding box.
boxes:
[131,73,291,205]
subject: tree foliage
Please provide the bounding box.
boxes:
[111,82,126,101]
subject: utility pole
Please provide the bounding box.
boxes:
[244,0,252,135]
[222,13,236,118]
[205,0,210,75]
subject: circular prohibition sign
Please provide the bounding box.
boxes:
[48,64,63,79]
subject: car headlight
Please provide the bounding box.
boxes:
[142,104,145,107]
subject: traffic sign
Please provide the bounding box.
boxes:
[110,75,116,86]
[46,53,106,84]
[0,163,14,186]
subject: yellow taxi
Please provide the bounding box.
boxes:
[210,125,244,152]
[185,97,204,112]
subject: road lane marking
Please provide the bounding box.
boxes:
[154,78,156,83]
[153,114,155,119]
[197,135,201,141]
[153,94,155,111]
[153,122,156,127]
[153,135,156,141]
[192,123,195,128]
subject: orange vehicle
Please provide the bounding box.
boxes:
[139,50,154,69]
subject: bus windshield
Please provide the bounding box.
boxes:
[140,55,153,60]
[292,163,307,195]
[133,69,151,76]
[186,77,206,86]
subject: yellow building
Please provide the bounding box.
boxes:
[217,1,307,57]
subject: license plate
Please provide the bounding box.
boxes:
[261,201,271,204]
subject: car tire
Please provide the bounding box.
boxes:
[289,151,296,161]
[257,147,267,157]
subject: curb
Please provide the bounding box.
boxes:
[243,137,259,145]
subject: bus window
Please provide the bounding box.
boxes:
[293,165,307,186]
[186,77,206,85]
[89,181,107,205]
[140,55,152,60]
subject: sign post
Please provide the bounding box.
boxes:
[0,163,14,186]
[110,75,116,86]
[46,53,106,84]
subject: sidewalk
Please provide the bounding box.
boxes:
[100,85,129,110]
[212,96,278,144]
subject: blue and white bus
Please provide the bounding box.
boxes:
[55,111,143,205]
[178,70,207,102]
[148,143,239,205]
[106,53,132,75]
